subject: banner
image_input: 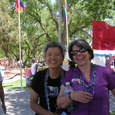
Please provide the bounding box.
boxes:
[92,21,115,51]
[93,50,115,56]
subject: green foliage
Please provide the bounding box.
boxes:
[0,0,114,62]
[80,0,114,20]
[0,0,19,58]
[67,0,114,41]
[0,50,4,58]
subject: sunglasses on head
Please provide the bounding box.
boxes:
[71,48,88,56]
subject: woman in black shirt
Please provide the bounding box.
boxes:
[30,41,65,115]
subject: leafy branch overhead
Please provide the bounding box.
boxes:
[0,0,114,63]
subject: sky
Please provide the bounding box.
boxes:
[50,0,56,4]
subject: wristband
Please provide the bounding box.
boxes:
[68,92,72,100]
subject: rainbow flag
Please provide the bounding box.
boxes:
[16,0,26,13]
[62,7,66,19]
[62,0,69,21]
[62,5,68,21]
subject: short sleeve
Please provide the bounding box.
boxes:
[106,68,115,90]
[61,70,72,87]
[0,72,3,82]
[31,69,47,94]
[31,72,41,93]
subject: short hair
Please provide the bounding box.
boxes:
[44,41,66,58]
[68,39,94,61]
[31,58,36,63]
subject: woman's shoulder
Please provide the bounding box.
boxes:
[94,64,115,75]
[37,68,48,74]
[33,68,48,79]
[66,67,77,73]
[94,64,106,70]
[61,68,77,84]
[64,68,76,79]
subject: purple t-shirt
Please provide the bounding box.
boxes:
[61,64,115,115]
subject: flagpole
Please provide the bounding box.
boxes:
[58,0,62,43]
[18,8,23,88]
[64,0,69,61]
[64,0,69,48]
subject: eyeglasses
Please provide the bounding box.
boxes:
[71,48,88,56]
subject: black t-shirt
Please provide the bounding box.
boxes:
[47,76,61,112]
[31,69,65,114]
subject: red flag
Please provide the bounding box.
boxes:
[92,21,115,50]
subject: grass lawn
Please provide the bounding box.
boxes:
[111,111,115,115]
[3,79,26,90]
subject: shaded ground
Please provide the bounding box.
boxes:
[110,92,115,112]
[4,88,115,115]
[2,68,115,115]
[5,88,34,115]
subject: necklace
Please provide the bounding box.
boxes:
[44,69,65,111]
[44,70,51,111]
[80,64,96,94]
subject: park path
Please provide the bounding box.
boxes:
[110,92,115,112]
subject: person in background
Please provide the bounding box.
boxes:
[105,55,113,68]
[31,58,39,75]
[30,41,66,115]
[0,71,6,114]
[57,39,115,115]
[24,66,32,88]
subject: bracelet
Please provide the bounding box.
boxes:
[68,92,72,100]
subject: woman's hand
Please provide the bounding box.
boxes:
[57,86,72,109]
[70,91,93,103]
[57,95,72,109]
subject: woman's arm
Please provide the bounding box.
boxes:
[30,89,53,115]
[70,90,93,103]
[57,86,72,108]
[57,86,93,108]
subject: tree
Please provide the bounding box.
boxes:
[67,0,115,41]
[0,0,114,62]
[24,0,115,44]
[0,0,19,58]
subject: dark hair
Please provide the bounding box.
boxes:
[68,39,94,67]
[31,58,36,63]
[44,41,66,58]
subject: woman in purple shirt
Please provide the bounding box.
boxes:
[57,39,115,115]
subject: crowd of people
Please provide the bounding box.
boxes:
[0,40,115,115]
